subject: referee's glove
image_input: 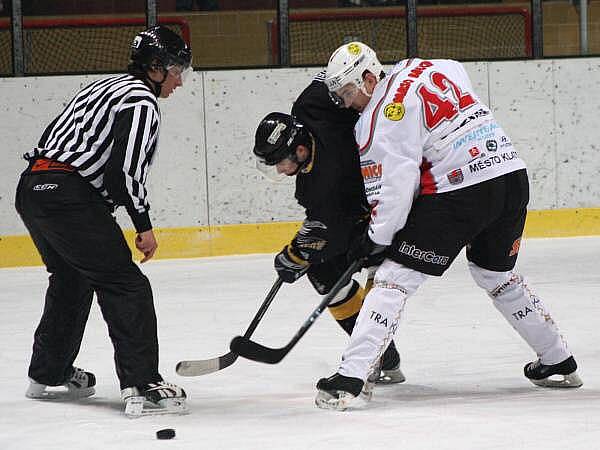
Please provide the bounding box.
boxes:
[274,245,309,283]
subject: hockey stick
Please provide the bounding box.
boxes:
[230,259,362,364]
[175,277,284,376]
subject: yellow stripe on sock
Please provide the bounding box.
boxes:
[328,286,366,321]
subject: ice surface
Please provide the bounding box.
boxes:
[1,237,599,450]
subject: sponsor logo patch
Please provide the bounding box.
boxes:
[486,139,498,152]
[447,168,464,185]
[267,122,287,145]
[383,102,405,121]
[347,43,361,55]
[500,135,513,148]
[468,146,480,157]
[361,160,382,181]
[398,241,450,265]
[509,237,521,256]
[452,122,499,150]
[33,183,58,191]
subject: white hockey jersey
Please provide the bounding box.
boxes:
[355,58,526,245]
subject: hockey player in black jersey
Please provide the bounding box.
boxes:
[15,26,191,416]
[253,74,405,385]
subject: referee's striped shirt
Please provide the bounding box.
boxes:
[25,74,160,232]
[313,69,326,83]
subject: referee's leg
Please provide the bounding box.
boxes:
[17,173,161,390]
[16,176,94,386]
[46,202,162,390]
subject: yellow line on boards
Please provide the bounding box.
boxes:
[1,208,599,268]
[522,208,600,238]
[0,222,300,268]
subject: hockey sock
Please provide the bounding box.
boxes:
[468,262,570,365]
[339,261,426,381]
[328,280,364,335]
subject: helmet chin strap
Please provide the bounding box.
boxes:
[146,67,168,96]
[298,136,316,175]
[284,137,315,177]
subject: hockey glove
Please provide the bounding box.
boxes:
[275,245,310,283]
[347,232,387,268]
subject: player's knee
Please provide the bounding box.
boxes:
[328,280,364,321]
[328,279,358,303]
[468,261,521,300]
[371,259,426,298]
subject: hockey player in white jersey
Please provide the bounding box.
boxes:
[315,42,582,410]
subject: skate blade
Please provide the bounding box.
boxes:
[26,386,95,400]
[529,371,583,388]
[124,396,189,418]
[361,381,375,400]
[314,390,367,411]
[375,368,406,385]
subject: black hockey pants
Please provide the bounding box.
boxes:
[15,164,162,389]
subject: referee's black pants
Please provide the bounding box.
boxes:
[15,167,162,390]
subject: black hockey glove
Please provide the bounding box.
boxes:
[347,232,387,268]
[274,245,310,283]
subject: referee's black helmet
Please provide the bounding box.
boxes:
[129,25,191,74]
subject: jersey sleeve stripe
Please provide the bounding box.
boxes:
[358,72,401,155]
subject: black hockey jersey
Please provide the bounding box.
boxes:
[291,79,369,226]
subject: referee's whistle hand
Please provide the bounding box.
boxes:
[136,230,158,263]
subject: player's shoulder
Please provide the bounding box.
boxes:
[391,57,464,74]
[292,79,358,127]
[293,78,328,110]
[429,58,465,71]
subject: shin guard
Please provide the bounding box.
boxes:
[339,261,426,381]
[469,262,570,365]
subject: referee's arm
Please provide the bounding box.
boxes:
[104,102,159,233]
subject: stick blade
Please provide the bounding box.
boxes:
[176,359,219,376]
[175,352,237,376]
[230,335,286,364]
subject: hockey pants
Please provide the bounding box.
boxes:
[16,170,162,389]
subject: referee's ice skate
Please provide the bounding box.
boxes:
[524,356,583,388]
[121,381,188,417]
[25,367,96,400]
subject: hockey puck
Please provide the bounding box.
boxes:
[156,428,176,440]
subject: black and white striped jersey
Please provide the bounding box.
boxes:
[24,74,160,232]
[312,69,326,83]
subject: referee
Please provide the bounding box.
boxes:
[15,26,191,415]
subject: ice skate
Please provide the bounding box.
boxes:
[26,367,96,400]
[122,380,188,418]
[315,373,366,411]
[360,342,406,398]
[376,341,406,385]
[524,356,582,388]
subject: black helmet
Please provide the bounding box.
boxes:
[129,25,191,73]
[254,112,311,165]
